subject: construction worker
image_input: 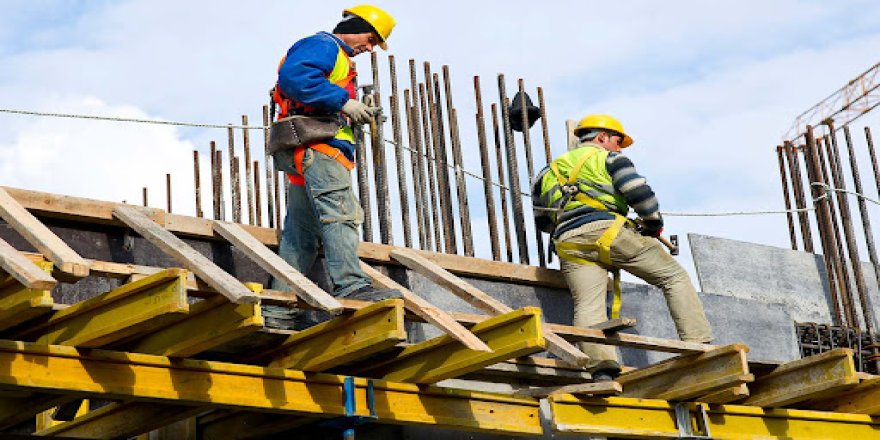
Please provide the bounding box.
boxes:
[269,5,399,304]
[533,114,712,381]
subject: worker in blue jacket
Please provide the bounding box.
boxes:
[269,5,399,309]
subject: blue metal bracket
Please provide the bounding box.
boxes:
[319,376,378,439]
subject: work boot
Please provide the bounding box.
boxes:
[260,304,299,330]
[590,360,622,382]
[342,286,403,302]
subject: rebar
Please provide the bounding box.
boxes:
[537,87,553,164]
[242,115,254,225]
[404,89,429,250]
[474,76,500,260]
[142,187,148,207]
[193,150,203,218]
[518,79,545,266]
[492,103,514,263]
[843,127,880,370]
[275,169,283,231]
[409,60,433,250]
[389,55,412,248]
[498,74,529,264]
[354,122,373,242]
[443,66,474,257]
[166,173,172,213]
[371,52,393,245]
[785,142,815,253]
[426,65,456,254]
[253,160,262,226]
[866,127,880,198]
[212,143,224,220]
[232,156,242,224]
[776,146,798,250]
[804,126,844,326]
[819,134,857,327]
[419,83,443,251]
[228,124,241,223]
[263,105,275,228]
[829,124,875,332]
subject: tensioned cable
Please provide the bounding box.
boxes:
[4,107,877,217]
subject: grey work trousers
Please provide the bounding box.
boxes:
[557,220,713,370]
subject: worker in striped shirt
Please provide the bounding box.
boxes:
[532,114,712,381]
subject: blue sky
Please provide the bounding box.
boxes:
[2,0,880,281]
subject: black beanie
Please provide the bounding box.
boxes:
[333,15,376,35]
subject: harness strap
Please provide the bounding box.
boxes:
[554,214,629,319]
[286,143,356,186]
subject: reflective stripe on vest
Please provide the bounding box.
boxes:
[287,143,356,186]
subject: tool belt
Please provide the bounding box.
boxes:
[554,214,632,319]
[284,143,355,186]
[267,114,342,154]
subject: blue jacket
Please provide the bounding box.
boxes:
[277,32,357,160]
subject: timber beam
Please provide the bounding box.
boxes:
[618,344,753,401]
[357,307,546,384]
[550,395,880,439]
[0,340,543,436]
[743,348,859,408]
[22,268,190,347]
[0,261,55,332]
[809,375,880,414]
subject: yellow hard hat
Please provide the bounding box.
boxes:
[343,5,395,50]
[574,114,634,148]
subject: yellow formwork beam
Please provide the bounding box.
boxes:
[550,395,880,439]
[37,401,204,439]
[265,298,407,371]
[743,348,859,407]
[361,307,546,384]
[0,339,543,436]
[618,343,753,401]
[811,375,880,414]
[33,268,189,347]
[130,294,263,358]
[0,261,54,331]
[0,393,73,430]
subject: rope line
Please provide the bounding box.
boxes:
[4,107,878,217]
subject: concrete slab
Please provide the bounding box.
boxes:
[690,233,880,330]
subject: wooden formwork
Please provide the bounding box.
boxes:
[0,186,879,439]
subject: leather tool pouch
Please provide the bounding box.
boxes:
[267,115,341,154]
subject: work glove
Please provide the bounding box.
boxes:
[342,99,379,124]
[638,217,664,237]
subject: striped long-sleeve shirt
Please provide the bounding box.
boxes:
[554,151,662,237]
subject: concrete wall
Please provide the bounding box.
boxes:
[690,233,880,331]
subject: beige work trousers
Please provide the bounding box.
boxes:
[557,220,713,370]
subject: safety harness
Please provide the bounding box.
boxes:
[546,148,633,319]
[271,39,358,186]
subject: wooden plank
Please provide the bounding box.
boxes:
[589,317,637,333]
[360,261,492,352]
[113,205,258,304]
[358,307,546,384]
[212,220,342,313]
[0,340,544,436]
[263,299,407,371]
[0,260,55,331]
[30,268,189,348]
[391,248,591,367]
[0,187,89,277]
[514,382,622,398]
[699,384,750,404]
[618,344,753,401]
[742,348,859,408]
[0,237,56,290]
[5,186,564,288]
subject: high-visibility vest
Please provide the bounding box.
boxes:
[271,40,358,185]
[533,144,629,230]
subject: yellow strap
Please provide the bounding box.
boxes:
[595,215,628,265]
[610,269,622,319]
[549,147,600,187]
